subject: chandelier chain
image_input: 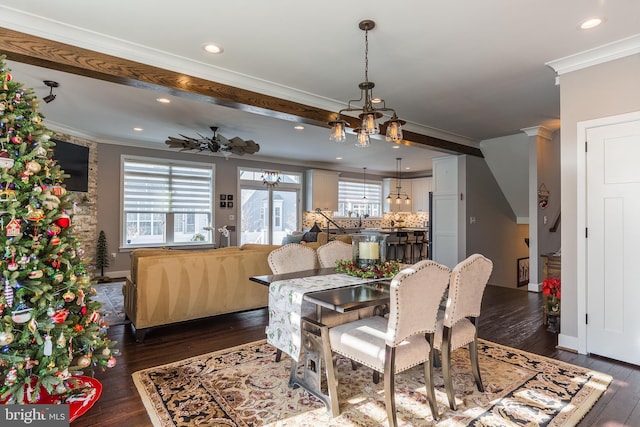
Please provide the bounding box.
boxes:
[364,27,369,83]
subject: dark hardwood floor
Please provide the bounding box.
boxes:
[72,285,640,426]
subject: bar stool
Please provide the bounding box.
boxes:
[387,231,408,262]
[410,230,427,262]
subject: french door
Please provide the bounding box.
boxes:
[239,168,302,245]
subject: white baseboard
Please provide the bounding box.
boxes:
[528,282,541,292]
[102,270,129,279]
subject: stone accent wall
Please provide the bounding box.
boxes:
[52,133,98,270]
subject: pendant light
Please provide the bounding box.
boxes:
[386,158,411,205]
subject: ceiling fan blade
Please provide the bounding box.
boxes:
[228,136,247,147]
[216,133,231,145]
[244,141,260,154]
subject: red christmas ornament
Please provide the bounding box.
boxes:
[55,213,71,229]
[51,308,69,324]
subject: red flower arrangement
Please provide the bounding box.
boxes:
[335,260,401,279]
[542,277,561,312]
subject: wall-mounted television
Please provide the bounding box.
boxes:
[51,139,90,193]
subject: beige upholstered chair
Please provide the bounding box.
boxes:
[267,243,318,274]
[324,260,451,425]
[267,244,318,362]
[434,253,493,410]
[317,240,352,268]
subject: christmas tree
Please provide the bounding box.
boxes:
[0,55,117,404]
[95,230,110,281]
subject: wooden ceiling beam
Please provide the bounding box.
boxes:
[0,27,482,157]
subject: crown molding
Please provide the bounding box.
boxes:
[521,126,553,140]
[546,33,640,76]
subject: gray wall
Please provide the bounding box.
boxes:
[97,143,308,274]
[559,54,640,341]
[465,155,529,288]
[536,130,561,278]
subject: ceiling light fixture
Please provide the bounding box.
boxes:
[387,158,410,205]
[203,43,223,54]
[328,20,405,145]
[156,97,171,104]
[580,17,604,30]
[42,80,58,103]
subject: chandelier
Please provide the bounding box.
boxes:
[328,20,405,147]
[387,158,410,205]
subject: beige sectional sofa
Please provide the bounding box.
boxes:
[123,244,280,341]
[123,233,353,341]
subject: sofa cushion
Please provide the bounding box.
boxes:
[130,248,174,283]
[281,234,305,245]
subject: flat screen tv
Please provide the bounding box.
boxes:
[51,139,90,193]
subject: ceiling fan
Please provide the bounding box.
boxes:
[165,126,260,157]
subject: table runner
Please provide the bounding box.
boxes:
[266,273,371,361]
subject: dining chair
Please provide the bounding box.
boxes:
[268,243,318,362]
[323,260,451,425]
[317,240,352,268]
[433,253,493,410]
[267,243,318,274]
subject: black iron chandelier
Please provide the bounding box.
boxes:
[328,20,405,147]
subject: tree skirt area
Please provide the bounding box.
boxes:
[132,339,611,426]
[93,281,128,326]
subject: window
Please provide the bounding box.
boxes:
[337,179,382,217]
[239,168,302,245]
[122,156,214,247]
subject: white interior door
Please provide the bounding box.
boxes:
[586,118,640,365]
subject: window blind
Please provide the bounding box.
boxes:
[123,160,213,213]
[338,180,382,205]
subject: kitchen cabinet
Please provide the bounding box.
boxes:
[410,177,432,212]
[383,177,432,212]
[306,169,339,211]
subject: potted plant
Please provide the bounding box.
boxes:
[542,277,561,332]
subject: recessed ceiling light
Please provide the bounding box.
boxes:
[294,125,304,130]
[203,43,224,54]
[579,17,605,30]
[392,145,400,149]
[133,127,143,132]
[371,98,382,104]
[336,157,343,160]
[156,97,171,104]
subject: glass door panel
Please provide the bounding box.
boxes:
[240,188,269,245]
[272,189,298,244]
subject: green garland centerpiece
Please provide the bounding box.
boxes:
[336,260,401,279]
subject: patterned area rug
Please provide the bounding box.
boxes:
[132,339,611,426]
[92,281,129,326]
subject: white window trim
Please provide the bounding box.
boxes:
[120,155,215,249]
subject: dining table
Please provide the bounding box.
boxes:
[250,267,392,415]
